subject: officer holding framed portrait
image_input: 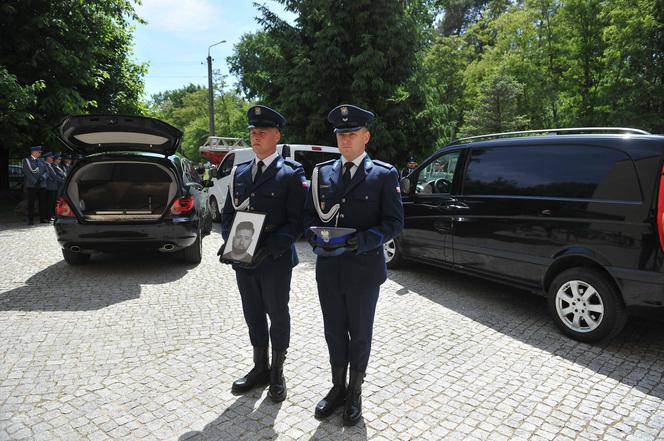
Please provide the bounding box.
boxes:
[219,105,307,403]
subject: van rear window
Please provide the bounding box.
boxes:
[294,151,340,179]
[463,145,641,201]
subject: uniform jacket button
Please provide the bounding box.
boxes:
[340,213,345,218]
[251,192,255,197]
[341,198,346,203]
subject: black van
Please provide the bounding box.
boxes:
[387,128,664,342]
[54,115,213,265]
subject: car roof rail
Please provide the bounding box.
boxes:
[448,127,651,145]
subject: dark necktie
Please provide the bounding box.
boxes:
[343,162,354,187]
[254,160,264,182]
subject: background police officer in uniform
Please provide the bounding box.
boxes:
[219,105,307,402]
[43,152,62,222]
[304,104,404,425]
[22,145,49,225]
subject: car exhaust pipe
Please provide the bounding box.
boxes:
[160,243,176,252]
[70,246,81,253]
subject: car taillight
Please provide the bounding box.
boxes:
[55,197,75,217]
[170,196,195,214]
[657,165,664,252]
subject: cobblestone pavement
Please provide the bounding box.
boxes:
[1,221,664,441]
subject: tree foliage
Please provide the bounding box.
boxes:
[147,81,252,161]
[229,0,436,164]
[0,0,146,157]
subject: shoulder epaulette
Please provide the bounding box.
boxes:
[373,159,394,170]
[316,158,337,168]
[282,158,302,169]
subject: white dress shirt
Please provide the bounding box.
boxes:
[252,150,279,180]
[341,152,367,179]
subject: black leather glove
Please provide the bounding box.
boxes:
[217,243,230,264]
[345,235,358,252]
[307,233,318,249]
[252,247,271,265]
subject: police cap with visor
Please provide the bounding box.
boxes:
[247,105,286,131]
[327,104,375,133]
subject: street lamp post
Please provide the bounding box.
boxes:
[207,40,227,137]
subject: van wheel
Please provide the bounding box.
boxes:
[547,268,627,343]
[384,239,404,269]
[62,248,91,265]
[209,197,221,223]
[182,228,202,264]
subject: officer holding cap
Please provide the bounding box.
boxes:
[219,105,307,402]
[304,104,403,425]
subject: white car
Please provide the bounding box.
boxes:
[207,144,340,222]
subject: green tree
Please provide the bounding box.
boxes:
[229,0,436,165]
[148,82,252,161]
[0,0,146,161]
[462,67,530,136]
[596,0,664,131]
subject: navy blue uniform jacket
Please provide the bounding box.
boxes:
[304,155,404,287]
[221,156,307,268]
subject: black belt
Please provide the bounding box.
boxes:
[264,224,282,233]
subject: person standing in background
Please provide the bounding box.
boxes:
[22,146,48,225]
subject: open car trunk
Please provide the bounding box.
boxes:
[66,161,178,221]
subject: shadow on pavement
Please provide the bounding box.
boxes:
[387,262,664,401]
[0,251,192,311]
[309,415,368,441]
[179,393,282,441]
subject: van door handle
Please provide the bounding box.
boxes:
[540,209,553,216]
[441,199,469,210]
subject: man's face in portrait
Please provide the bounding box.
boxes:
[232,227,254,254]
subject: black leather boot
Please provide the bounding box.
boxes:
[267,349,287,402]
[231,346,270,394]
[342,370,364,426]
[314,365,347,419]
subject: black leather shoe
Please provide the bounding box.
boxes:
[231,347,270,394]
[314,365,347,419]
[267,349,287,402]
[342,370,365,426]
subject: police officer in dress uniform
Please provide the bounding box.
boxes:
[43,152,65,221]
[62,154,73,175]
[53,154,67,193]
[219,105,307,402]
[22,145,49,225]
[304,104,404,425]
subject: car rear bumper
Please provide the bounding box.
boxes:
[54,216,199,253]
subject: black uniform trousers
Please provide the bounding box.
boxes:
[234,252,292,352]
[26,187,47,222]
[46,190,57,219]
[316,254,381,372]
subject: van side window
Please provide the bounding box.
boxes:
[415,152,460,194]
[294,151,341,180]
[219,153,235,178]
[463,146,641,201]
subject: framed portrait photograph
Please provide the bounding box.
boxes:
[221,211,267,264]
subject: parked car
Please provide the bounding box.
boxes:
[53,114,213,265]
[8,164,24,190]
[207,144,340,222]
[387,128,664,343]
